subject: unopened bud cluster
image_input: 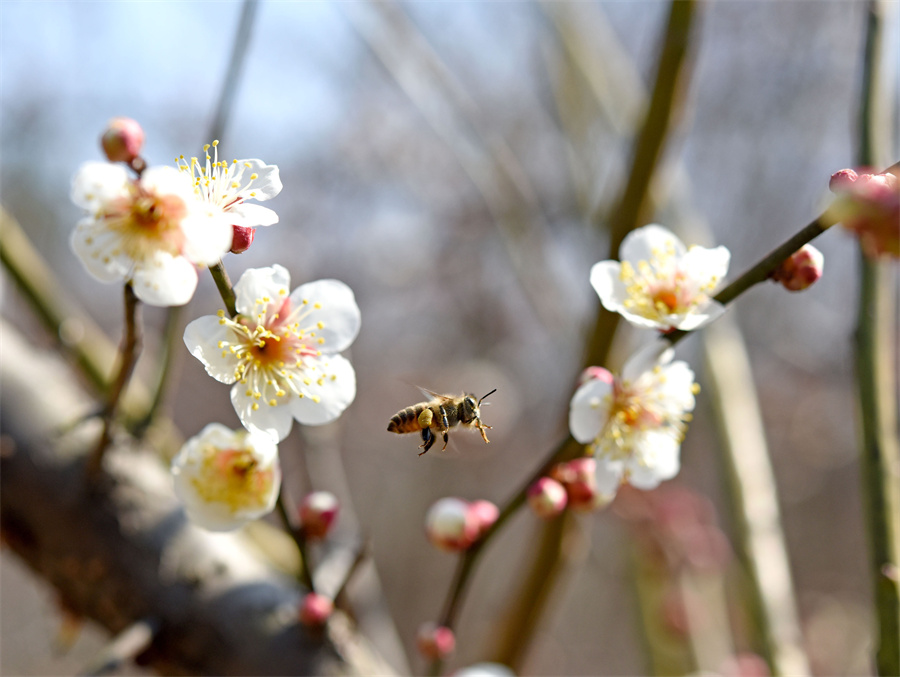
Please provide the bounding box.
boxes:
[425,497,498,551]
[100,117,145,164]
[298,591,334,628]
[829,167,900,258]
[299,491,340,540]
[416,622,456,660]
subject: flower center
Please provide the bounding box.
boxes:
[190,446,274,512]
[101,186,187,261]
[216,291,334,410]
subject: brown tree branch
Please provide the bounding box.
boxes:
[0,321,393,676]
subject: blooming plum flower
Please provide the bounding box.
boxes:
[171,423,281,532]
[569,341,698,502]
[183,265,361,441]
[828,168,900,258]
[177,140,283,238]
[591,225,730,332]
[70,162,232,306]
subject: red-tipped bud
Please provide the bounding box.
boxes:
[230,225,256,254]
[299,491,340,540]
[425,498,479,552]
[416,622,456,660]
[719,653,771,677]
[828,168,858,192]
[468,499,499,537]
[100,117,145,164]
[771,244,824,291]
[551,457,605,512]
[828,168,900,258]
[299,592,333,627]
[578,366,614,387]
[527,477,568,519]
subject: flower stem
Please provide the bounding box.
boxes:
[86,283,142,478]
[208,260,238,318]
[855,2,900,674]
[275,493,316,593]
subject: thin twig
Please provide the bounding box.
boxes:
[276,493,316,593]
[855,2,900,674]
[208,260,238,318]
[86,283,142,478]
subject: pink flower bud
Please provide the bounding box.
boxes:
[551,457,605,512]
[468,499,499,537]
[770,244,824,291]
[527,477,568,519]
[298,592,333,627]
[230,225,256,254]
[416,622,456,660]
[299,491,340,540]
[425,497,479,552]
[578,366,614,387]
[100,117,145,164]
[828,168,858,192]
[828,168,900,258]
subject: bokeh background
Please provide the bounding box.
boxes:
[1,1,898,675]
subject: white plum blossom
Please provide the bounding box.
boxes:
[591,224,730,332]
[70,162,232,306]
[171,423,281,531]
[569,341,699,503]
[183,265,361,441]
[176,140,282,229]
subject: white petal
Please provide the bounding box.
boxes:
[589,261,628,313]
[71,162,130,212]
[180,210,233,264]
[140,165,196,202]
[289,279,361,353]
[233,265,292,316]
[70,218,131,282]
[231,385,295,442]
[568,379,612,444]
[615,309,674,331]
[235,160,282,201]
[594,459,625,501]
[622,340,674,381]
[619,224,686,263]
[290,354,357,425]
[672,300,728,331]
[681,244,731,288]
[228,203,279,227]
[658,361,697,411]
[183,315,240,384]
[131,253,198,306]
[628,432,681,488]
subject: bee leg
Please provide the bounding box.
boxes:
[477,421,492,444]
[439,406,451,451]
[419,428,435,456]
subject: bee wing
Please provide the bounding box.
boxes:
[416,386,454,403]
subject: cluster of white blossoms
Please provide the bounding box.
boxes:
[70,141,282,306]
[71,130,361,533]
[569,225,726,505]
[183,264,361,443]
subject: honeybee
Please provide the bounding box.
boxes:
[387,388,497,455]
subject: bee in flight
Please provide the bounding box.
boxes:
[387,388,497,456]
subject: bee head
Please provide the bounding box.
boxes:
[460,389,497,423]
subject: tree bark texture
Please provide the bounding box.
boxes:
[0,322,393,676]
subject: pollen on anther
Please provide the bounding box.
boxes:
[314,302,322,309]
[268,399,277,407]
[252,403,259,410]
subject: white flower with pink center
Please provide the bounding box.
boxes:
[183,265,361,441]
[171,423,281,532]
[591,224,730,332]
[176,140,282,229]
[569,342,698,501]
[70,162,232,306]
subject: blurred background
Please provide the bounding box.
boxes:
[1,1,898,675]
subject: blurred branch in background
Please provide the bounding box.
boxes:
[341,0,568,331]
[542,2,809,674]
[855,1,900,674]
